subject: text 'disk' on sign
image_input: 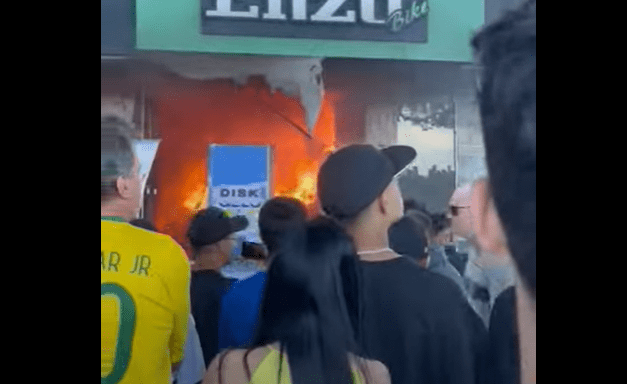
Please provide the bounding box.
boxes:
[211,184,268,209]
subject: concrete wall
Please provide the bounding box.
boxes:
[323,59,488,211]
[451,0,530,188]
[454,66,488,188]
[365,104,399,147]
[486,0,527,24]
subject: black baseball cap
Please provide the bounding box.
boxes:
[317,144,416,220]
[187,207,249,248]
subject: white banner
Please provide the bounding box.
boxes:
[133,139,161,202]
[101,96,135,125]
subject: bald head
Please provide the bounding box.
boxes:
[448,184,474,240]
[449,184,473,207]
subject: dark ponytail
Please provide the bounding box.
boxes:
[250,217,369,384]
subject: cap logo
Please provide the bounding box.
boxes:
[221,211,232,218]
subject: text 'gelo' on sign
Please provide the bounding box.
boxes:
[201,0,429,42]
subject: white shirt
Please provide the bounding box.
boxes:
[172,315,206,384]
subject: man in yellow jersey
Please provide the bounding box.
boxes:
[101,115,191,384]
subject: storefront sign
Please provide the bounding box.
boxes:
[201,0,429,42]
[136,0,484,61]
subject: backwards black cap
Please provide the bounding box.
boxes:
[317,144,416,220]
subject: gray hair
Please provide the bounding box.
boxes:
[101,115,136,202]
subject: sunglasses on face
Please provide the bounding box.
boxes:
[449,206,469,216]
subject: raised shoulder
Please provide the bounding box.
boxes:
[349,355,391,384]
[203,349,241,384]
[203,347,273,384]
[364,359,391,384]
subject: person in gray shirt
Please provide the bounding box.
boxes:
[427,212,468,296]
[429,242,468,296]
[448,185,494,327]
[403,205,468,296]
[449,183,517,328]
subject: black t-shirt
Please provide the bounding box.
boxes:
[191,270,234,367]
[359,257,489,384]
[488,286,519,384]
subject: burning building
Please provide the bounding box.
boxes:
[102,55,353,251]
[102,0,490,255]
[149,76,338,247]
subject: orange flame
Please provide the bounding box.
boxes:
[276,170,317,206]
[151,77,337,249]
[183,185,208,214]
[274,142,335,210]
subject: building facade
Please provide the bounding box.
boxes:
[101,0,523,243]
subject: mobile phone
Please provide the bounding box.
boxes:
[241,241,267,259]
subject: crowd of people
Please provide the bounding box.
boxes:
[101,2,535,384]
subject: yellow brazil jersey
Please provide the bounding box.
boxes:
[101,218,191,384]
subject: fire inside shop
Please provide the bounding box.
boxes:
[103,60,475,258]
[103,0,487,259]
[102,55,479,260]
[146,76,340,252]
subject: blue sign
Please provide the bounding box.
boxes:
[209,145,269,186]
[208,145,271,244]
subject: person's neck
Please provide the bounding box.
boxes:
[194,254,227,272]
[346,222,397,261]
[515,284,536,384]
[101,204,133,222]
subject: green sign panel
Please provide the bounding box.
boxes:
[136,0,483,61]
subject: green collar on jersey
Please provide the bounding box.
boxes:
[101,216,126,222]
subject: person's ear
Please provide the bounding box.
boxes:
[377,191,387,215]
[470,179,510,257]
[380,182,398,216]
[219,238,230,254]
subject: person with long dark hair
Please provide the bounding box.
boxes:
[202,217,390,384]
[218,197,307,352]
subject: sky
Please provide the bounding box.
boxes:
[396,120,454,176]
